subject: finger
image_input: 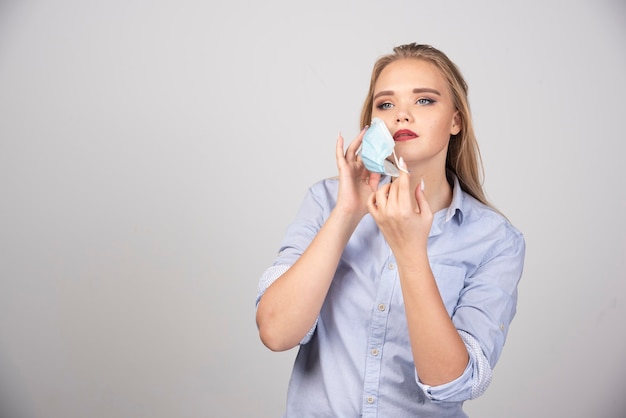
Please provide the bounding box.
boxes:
[345,125,368,162]
[386,172,401,206]
[367,190,378,215]
[383,157,405,208]
[335,133,346,167]
[414,177,432,215]
[375,182,392,210]
[395,157,414,210]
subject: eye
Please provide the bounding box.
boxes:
[416,98,435,105]
[376,101,394,110]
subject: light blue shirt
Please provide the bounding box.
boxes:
[257,174,525,417]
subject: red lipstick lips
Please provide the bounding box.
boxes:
[393,129,418,142]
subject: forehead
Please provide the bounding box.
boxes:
[375,58,447,91]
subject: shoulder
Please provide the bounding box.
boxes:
[460,192,525,248]
[311,176,339,191]
[305,177,340,202]
[293,177,340,216]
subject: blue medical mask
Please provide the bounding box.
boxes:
[358,118,405,176]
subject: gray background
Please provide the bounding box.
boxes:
[1,0,625,417]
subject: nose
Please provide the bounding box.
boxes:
[395,106,413,124]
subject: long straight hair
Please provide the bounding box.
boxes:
[360,43,492,208]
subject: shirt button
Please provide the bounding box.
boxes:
[366,396,375,404]
[500,323,505,331]
[388,262,396,270]
[378,303,386,311]
[371,348,379,356]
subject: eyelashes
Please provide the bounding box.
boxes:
[374,98,436,110]
[416,98,435,105]
[376,102,394,110]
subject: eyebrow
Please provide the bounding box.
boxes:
[373,88,442,100]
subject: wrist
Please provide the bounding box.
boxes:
[394,245,429,270]
[330,205,365,231]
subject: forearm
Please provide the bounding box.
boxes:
[397,251,469,386]
[256,207,361,351]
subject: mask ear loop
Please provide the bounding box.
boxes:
[392,150,410,174]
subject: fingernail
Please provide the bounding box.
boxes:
[397,156,410,174]
[420,178,425,192]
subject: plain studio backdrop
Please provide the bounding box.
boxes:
[1,1,624,417]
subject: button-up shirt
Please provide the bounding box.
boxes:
[256,174,525,417]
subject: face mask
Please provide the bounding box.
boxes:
[357,118,405,177]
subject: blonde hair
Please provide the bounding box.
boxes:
[360,43,491,208]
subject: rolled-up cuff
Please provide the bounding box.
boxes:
[255,264,317,345]
[415,330,492,402]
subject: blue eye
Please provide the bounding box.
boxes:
[417,98,435,105]
[376,102,394,110]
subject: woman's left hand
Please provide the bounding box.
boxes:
[367,158,433,256]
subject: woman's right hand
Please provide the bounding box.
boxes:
[258,128,379,351]
[335,128,381,219]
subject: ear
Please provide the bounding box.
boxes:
[450,111,461,136]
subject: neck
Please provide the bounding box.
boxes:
[408,168,452,213]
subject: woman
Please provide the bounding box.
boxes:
[255,43,525,417]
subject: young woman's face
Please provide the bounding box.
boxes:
[371,58,460,168]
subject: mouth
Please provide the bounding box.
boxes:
[393,129,418,142]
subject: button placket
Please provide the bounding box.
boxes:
[362,255,397,416]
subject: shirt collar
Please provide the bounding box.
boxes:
[429,173,465,237]
[380,172,465,226]
[445,172,465,224]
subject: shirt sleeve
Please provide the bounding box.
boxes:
[255,264,290,307]
[255,264,317,344]
[268,180,334,267]
[418,221,525,402]
[415,330,492,402]
[453,227,526,368]
[254,181,334,345]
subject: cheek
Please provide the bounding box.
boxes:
[428,119,449,136]
[372,113,393,128]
